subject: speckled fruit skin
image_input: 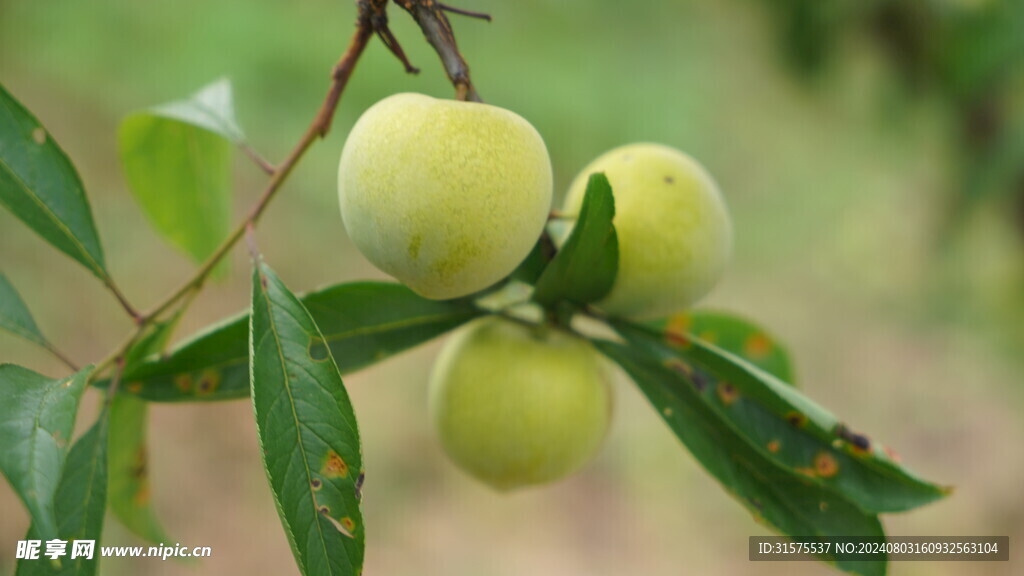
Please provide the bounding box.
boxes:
[338,93,553,300]
[563,143,732,319]
[429,317,613,491]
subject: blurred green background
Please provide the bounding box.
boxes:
[1,0,1022,575]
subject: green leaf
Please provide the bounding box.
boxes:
[510,235,556,285]
[18,412,109,576]
[647,310,796,385]
[0,83,108,280]
[593,341,886,576]
[107,395,170,545]
[119,80,240,267]
[613,320,950,514]
[0,272,48,347]
[108,282,480,402]
[533,173,618,307]
[0,365,90,544]
[250,260,364,576]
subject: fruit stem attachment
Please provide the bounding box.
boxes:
[397,0,482,102]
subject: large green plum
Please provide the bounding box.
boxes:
[338,93,553,300]
[563,143,732,318]
[429,317,613,490]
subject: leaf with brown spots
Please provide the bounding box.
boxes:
[649,310,796,386]
[250,260,364,576]
[593,340,887,576]
[107,395,171,545]
[614,319,950,514]
[101,282,480,402]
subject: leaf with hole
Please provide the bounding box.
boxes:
[0,364,91,545]
[119,79,241,269]
[250,260,364,576]
[533,173,618,307]
[104,282,480,402]
[0,83,108,280]
[17,411,109,576]
[593,340,886,576]
[613,319,949,514]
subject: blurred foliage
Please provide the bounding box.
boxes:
[766,0,1024,235]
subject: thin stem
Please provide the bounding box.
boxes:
[104,356,126,408]
[437,3,492,22]
[43,341,79,372]
[245,222,260,261]
[104,277,142,323]
[240,142,276,175]
[142,24,373,323]
[89,0,486,392]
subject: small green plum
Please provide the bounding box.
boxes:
[563,143,732,318]
[429,316,613,490]
[338,93,553,300]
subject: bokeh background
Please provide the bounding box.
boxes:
[1,0,1022,575]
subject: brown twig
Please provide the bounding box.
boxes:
[437,3,491,22]
[143,20,373,323]
[104,356,127,408]
[42,341,79,372]
[103,277,142,323]
[245,223,260,261]
[397,0,482,102]
[240,142,276,175]
[91,0,484,385]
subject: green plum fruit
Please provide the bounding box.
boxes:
[429,316,613,490]
[338,93,553,300]
[563,143,732,318]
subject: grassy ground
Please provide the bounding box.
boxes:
[1,1,1021,575]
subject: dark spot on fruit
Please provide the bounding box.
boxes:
[664,176,674,184]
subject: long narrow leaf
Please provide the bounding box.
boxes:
[594,341,886,576]
[107,395,171,545]
[614,319,950,514]
[0,84,107,279]
[250,260,364,576]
